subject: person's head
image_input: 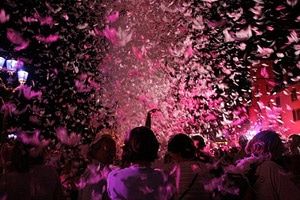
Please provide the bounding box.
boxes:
[168,133,196,162]
[245,130,284,160]
[122,126,159,164]
[70,157,86,176]
[192,135,206,150]
[288,134,300,155]
[88,134,116,165]
[238,135,248,149]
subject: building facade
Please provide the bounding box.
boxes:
[247,60,300,138]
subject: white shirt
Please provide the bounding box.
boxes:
[107,165,175,200]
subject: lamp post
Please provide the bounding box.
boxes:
[0,56,29,143]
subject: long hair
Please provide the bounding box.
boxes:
[88,134,116,161]
[245,130,284,160]
[122,126,159,163]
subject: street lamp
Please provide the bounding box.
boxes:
[0,56,28,90]
[6,59,19,74]
[0,56,29,143]
[0,57,5,70]
[17,70,29,85]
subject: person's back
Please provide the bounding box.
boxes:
[108,165,172,200]
[254,159,300,200]
[171,160,211,200]
[245,130,300,200]
[2,164,62,200]
[107,126,175,200]
[0,139,64,200]
[168,133,212,200]
[77,134,117,200]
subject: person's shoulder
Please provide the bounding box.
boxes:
[108,167,128,178]
[29,164,58,177]
[260,160,279,167]
[153,167,170,176]
[34,164,57,172]
[153,166,165,172]
[257,159,284,174]
[183,159,210,169]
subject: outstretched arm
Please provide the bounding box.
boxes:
[145,108,160,128]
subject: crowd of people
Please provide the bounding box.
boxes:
[0,126,300,200]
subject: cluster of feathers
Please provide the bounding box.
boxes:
[0,0,299,153]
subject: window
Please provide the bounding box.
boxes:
[292,108,300,121]
[291,89,297,101]
[275,97,281,107]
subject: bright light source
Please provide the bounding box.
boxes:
[245,130,257,140]
[17,70,29,85]
[0,57,5,70]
